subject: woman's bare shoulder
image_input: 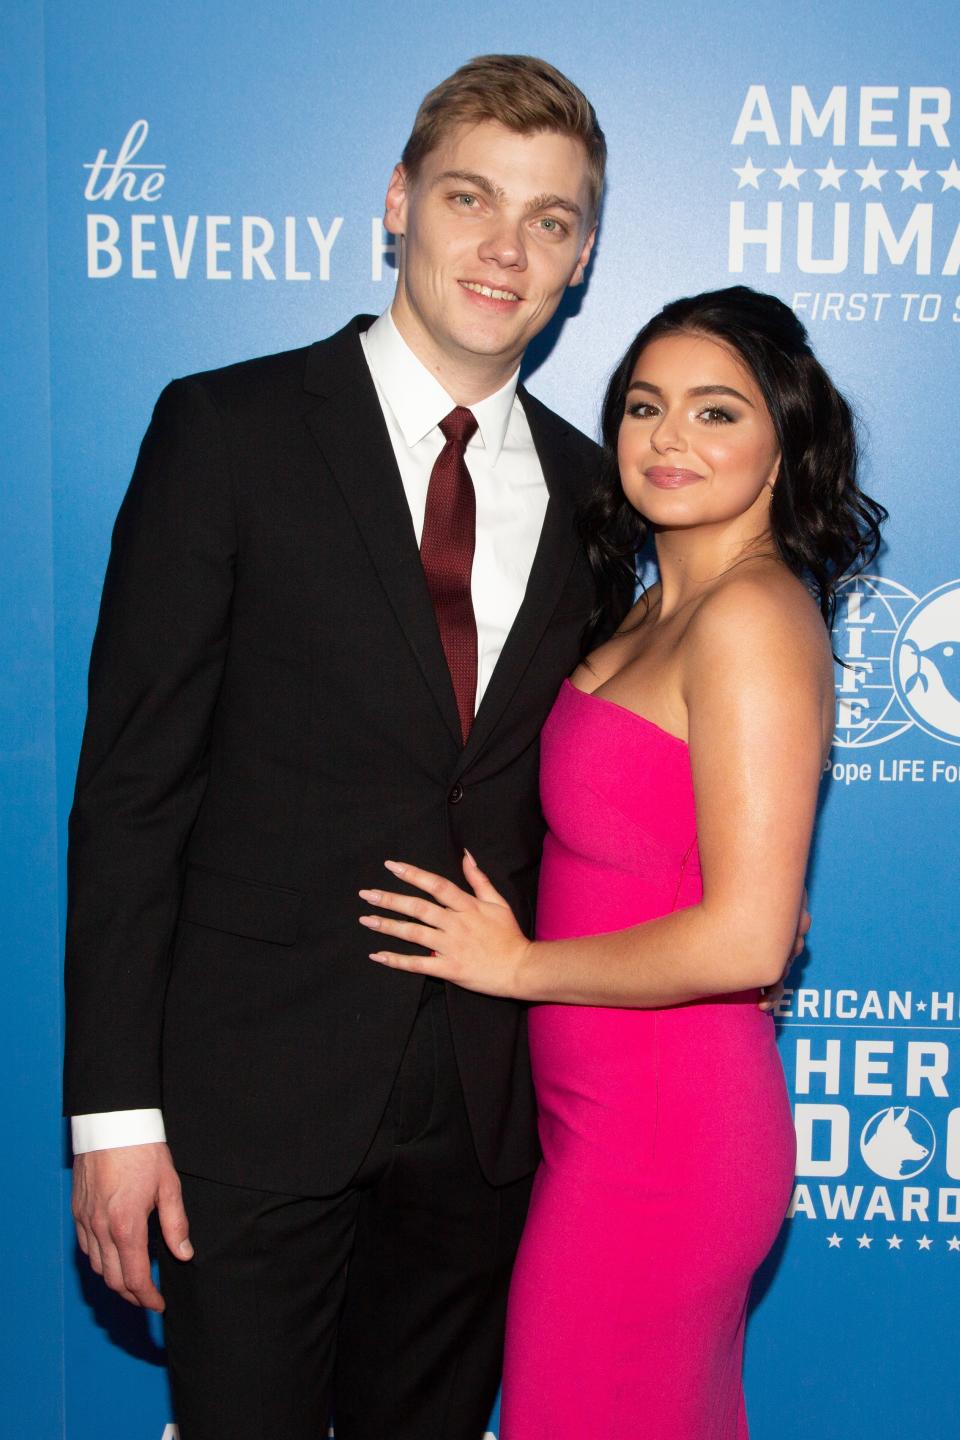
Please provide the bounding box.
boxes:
[679,563,835,760]
[685,561,833,682]
[690,558,829,650]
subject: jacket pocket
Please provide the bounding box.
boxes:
[179,864,302,946]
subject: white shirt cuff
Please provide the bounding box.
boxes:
[71,1108,167,1154]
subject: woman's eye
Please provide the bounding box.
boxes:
[626,402,658,419]
[699,406,735,424]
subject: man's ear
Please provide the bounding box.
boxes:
[568,224,597,288]
[384,163,409,237]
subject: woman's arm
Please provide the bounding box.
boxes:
[361,573,831,1007]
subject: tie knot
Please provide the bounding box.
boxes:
[439,406,478,450]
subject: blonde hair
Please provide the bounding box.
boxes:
[401,55,605,220]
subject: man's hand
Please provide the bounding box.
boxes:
[759,887,812,1012]
[72,1142,192,1311]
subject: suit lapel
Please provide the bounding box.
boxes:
[301,319,462,745]
[454,387,584,772]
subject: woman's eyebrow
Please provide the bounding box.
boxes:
[626,380,754,407]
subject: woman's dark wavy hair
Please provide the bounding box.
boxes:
[581,285,887,640]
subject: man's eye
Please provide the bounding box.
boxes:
[454,193,478,207]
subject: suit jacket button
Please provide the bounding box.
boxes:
[448,783,464,805]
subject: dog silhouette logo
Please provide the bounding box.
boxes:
[860,1107,935,1180]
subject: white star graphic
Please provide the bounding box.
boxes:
[856,158,887,191]
[733,157,765,189]
[917,1000,928,1012]
[887,1235,903,1250]
[896,159,928,192]
[938,159,960,191]
[857,1233,873,1249]
[917,1235,933,1250]
[815,158,846,191]
[948,1236,960,1252]
[774,157,806,190]
[827,1232,843,1248]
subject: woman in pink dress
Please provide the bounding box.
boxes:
[358,287,886,1437]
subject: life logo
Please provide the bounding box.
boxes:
[832,575,960,748]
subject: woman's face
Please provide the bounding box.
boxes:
[617,330,781,532]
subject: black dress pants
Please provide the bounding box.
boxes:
[159,983,533,1440]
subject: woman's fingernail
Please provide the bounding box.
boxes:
[384,860,406,875]
[464,848,476,864]
[358,916,381,929]
[358,889,382,902]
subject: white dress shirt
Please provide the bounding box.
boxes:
[361,307,548,705]
[72,307,549,1154]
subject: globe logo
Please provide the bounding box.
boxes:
[860,1106,935,1180]
[891,580,960,746]
[832,575,917,748]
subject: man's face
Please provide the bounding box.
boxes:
[384,120,596,383]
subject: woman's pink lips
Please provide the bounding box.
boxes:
[644,467,705,489]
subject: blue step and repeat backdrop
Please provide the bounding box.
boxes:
[3,1,958,1436]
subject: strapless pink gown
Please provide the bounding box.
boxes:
[500,680,796,1439]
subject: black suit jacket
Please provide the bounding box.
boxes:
[64,316,602,1194]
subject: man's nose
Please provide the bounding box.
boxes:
[477,218,527,271]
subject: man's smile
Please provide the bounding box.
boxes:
[459,280,522,302]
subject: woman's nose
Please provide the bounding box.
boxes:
[650,411,685,453]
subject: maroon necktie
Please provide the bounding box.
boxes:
[420,406,479,745]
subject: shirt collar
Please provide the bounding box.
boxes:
[361,307,520,463]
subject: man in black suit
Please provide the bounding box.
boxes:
[66,54,608,1439]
